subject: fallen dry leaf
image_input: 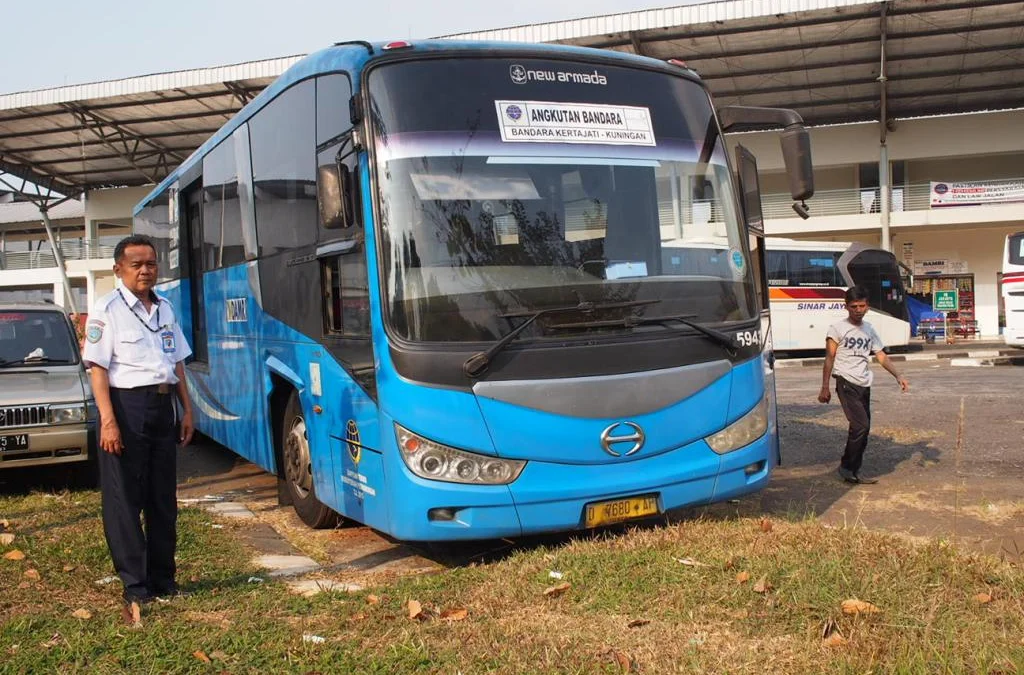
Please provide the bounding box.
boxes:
[841,599,881,615]
[0,533,14,546]
[3,549,25,561]
[627,619,651,628]
[193,650,211,664]
[71,609,92,620]
[0,518,9,529]
[723,557,736,570]
[407,600,425,620]
[753,576,772,594]
[209,650,228,661]
[823,634,848,648]
[975,593,993,605]
[351,612,367,621]
[440,608,469,622]
[735,571,751,584]
[759,518,773,533]
[62,564,76,573]
[23,569,40,581]
[600,647,635,673]
[543,582,571,598]
[17,581,30,590]
[366,594,380,605]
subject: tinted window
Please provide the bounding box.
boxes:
[202,136,245,268]
[250,79,317,255]
[786,251,841,286]
[1009,233,1024,266]
[317,73,352,146]
[0,311,78,365]
[766,250,788,285]
[133,190,179,281]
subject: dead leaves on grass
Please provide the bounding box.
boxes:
[841,599,881,615]
[600,647,639,673]
[543,581,571,598]
[974,592,993,605]
[406,600,469,623]
[71,609,92,620]
[752,576,772,594]
[0,533,14,546]
[23,568,40,581]
[3,549,25,561]
[735,571,751,584]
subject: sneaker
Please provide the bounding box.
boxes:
[150,585,191,601]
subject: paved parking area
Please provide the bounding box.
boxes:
[166,359,1024,575]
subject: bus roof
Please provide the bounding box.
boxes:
[133,39,696,216]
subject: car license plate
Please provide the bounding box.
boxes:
[0,434,29,451]
[584,494,660,528]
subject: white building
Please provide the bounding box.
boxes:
[1,0,1021,335]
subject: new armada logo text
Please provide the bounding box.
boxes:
[509,64,607,86]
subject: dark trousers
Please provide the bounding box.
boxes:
[835,376,871,473]
[98,388,178,601]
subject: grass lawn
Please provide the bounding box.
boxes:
[2,489,1022,674]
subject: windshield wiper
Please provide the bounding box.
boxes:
[0,356,72,367]
[548,313,740,352]
[462,299,661,378]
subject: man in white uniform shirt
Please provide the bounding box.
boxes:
[83,235,194,625]
[818,285,909,484]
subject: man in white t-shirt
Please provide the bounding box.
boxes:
[818,285,909,484]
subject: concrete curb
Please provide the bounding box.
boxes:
[775,347,1019,368]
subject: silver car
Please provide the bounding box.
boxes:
[0,302,97,484]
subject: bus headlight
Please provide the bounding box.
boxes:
[49,403,87,425]
[395,424,526,485]
[705,397,769,454]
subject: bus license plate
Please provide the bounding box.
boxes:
[584,495,659,528]
[0,434,29,451]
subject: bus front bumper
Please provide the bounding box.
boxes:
[385,433,775,542]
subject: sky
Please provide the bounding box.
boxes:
[1,0,691,93]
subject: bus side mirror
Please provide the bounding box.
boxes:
[317,163,355,229]
[780,126,814,202]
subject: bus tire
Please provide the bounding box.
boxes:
[281,391,339,529]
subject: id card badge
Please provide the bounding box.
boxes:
[160,330,176,354]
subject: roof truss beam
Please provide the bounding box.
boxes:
[61,103,185,183]
[0,107,239,142]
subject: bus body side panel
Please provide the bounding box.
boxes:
[867,309,911,349]
[191,262,277,472]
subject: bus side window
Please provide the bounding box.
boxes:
[767,250,788,285]
[321,252,370,338]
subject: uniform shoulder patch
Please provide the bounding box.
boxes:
[86,321,104,343]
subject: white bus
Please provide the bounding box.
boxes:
[660,237,911,351]
[1002,231,1024,347]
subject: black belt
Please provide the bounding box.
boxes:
[113,384,173,395]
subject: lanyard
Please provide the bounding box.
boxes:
[118,288,163,333]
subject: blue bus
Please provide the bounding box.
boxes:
[134,40,813,540]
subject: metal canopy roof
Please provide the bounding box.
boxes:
[1,0,1021,198]
[0,56,301,198]
[448,0,1024,128]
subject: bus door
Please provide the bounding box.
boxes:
[313,74,383,529]
[182,182,209,363]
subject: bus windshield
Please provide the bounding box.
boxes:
[368,57,755,343]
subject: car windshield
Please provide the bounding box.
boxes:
[0,311,79,365]
[368,56,757,343]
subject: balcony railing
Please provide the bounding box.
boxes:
[0,242,116,271]
[762,179,1019,220]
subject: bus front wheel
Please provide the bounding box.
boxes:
[281,391,340,529]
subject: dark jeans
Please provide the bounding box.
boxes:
[98,388,178,601]
[835,376,871,473]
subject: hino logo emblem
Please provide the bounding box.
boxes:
[600,422,645,457]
